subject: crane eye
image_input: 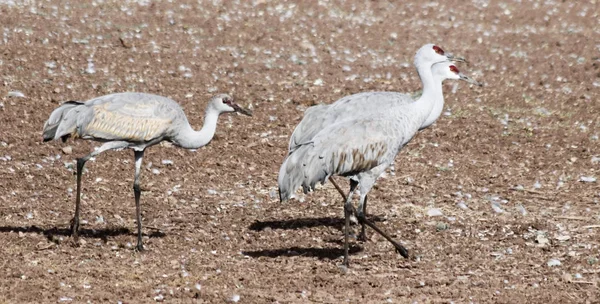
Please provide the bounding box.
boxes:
[433,45,445,55]
[223,98,232,105]
[449,65,459,74]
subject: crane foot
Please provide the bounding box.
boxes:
[135,243,145,252]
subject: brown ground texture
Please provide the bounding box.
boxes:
[1,0,599,303]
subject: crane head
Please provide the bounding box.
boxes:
[211,94,253,116]
[415,44,468,67]
[432,62,482,87]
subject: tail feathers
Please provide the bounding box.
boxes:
[42,101,84,142]
[277,150,306,202]
[277,144,330,202]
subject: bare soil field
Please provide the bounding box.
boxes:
[1,0,599,303]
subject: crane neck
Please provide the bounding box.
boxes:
[409,62,439,123]
[420,71,447,129]
[176,105,222,149]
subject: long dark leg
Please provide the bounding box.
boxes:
[357,195,368,241]
[342,179,358,267]
[133,150,145,252]
[331,177,360,225]
[69,141,130,245]
[71,157,88,242]
[329,177,347,201]
[356,193,408,258]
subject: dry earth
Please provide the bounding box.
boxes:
[0,0,599,303]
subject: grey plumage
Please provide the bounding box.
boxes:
[288,92,414,154]
[42,100,84,142]
[279,97,420,201]
[278,59,481,266]
[43,93,192,148]
[42,92,251,251]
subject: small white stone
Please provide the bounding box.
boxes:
[491,202,504,213]
[547,258,561,267]
[8,91,25,98]
[427,208,443,217]
[457,201,468,210]
[580,176,596,183]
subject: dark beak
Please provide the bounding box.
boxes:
[447,53,468,64]
[459,74,483,87]
[232,103,253,116]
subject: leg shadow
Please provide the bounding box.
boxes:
[242,245,363,260]
[249,217,344,231]
[0,225,165,243]
[248,215,386,231]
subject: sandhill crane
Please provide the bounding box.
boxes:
[42,93,252,251]
[288,44,465,154]
[285,44,471,241]
[278,62,481,266]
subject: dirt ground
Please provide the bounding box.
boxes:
[0,0,599,303]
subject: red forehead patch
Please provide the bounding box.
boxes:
[433,45,445,55]
[449,65,460,74]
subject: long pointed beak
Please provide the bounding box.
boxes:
[232,103,253,116]
[459,74,483,87]
[447,53,468,64]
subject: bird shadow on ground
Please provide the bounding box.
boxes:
[0,225,165,243]
[242,245,363,260]
[248,215,385,231]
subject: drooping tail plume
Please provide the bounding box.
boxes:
[42,101,84,142]
[278,143,330,202]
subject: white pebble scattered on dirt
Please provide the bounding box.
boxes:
[7,90,25,98]
[579,176,596,183]
[427,208,443,217]
[491,202,504,213]
[547,259,561,267]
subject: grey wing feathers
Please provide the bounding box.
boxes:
[42,93,184,143]
[278,118,394,201]
[288,92,413,153]
[288,104,330,153]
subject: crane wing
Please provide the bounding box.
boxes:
[279,114,404,201]
[288,92,413,153]
[79,93,183,142]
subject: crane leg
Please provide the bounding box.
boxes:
[356,192,408,259]
[71,157,87,242]
[357,195,368,242]
[329,177,347,201]
[69,141,130,244]
[133,150,145,252]
[329,177,369,240]
[342,179,358,267]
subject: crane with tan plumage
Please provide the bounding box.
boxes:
[42,93,252,251]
